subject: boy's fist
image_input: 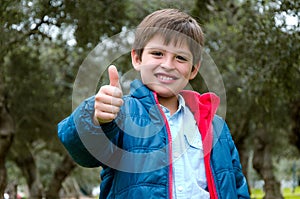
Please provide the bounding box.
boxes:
[94,65,123,124]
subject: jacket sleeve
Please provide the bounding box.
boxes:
[57,96,120,168]
[212,116,250,199]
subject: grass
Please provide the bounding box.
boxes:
[251,186,300,199]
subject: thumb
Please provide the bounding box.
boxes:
[108,65,120,88]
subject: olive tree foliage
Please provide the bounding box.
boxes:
[193,0,300,198]
[1,1,80,197]
[0,0,196,197]
[1,0,128,198]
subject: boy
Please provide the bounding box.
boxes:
[58,9,250,199]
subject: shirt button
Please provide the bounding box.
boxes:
[197,140,202,148]
[173,152,180,159]
[177,185,184,192]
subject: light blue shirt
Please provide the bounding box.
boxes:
[160,95,210,199]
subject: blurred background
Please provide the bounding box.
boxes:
[0,0,299,198]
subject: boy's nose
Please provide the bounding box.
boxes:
[160,57,175,69]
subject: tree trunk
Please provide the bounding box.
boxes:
[12,147,43,199]
[0,74,15,199]
[253,128,283,199]
[237,137,251,194]
[0,160,7,199]
[231,109,253,194]
[290,100,300,153]
[45,154,77,198]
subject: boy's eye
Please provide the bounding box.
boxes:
[150,51,163,56]
[176,55,188,62]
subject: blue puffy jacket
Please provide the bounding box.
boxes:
[58,80,250,199]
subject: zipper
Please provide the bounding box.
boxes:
[153,92,173,199]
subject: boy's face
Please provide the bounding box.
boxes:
[131,34,199,98]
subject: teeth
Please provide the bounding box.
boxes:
[157,75,174,81]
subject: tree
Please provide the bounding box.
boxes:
[193,0,300,198]
[1,0,129,197]
[0,70,15,199]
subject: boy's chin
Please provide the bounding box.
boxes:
[157,94,176,99]
[146,84,178,97]
[154,89,179,99]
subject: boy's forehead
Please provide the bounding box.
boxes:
[145,34,193,56]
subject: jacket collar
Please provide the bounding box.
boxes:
[129,79,220,125]
[130,79,151,99]
[130,80,158,113]
[180,90,220,154]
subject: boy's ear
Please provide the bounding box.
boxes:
[189,62,200,80]
[131,49,141,71]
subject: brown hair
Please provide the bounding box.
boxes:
[132,9,204,65]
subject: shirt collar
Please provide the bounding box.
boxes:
[160,94,186,117]
[177,94,185,111]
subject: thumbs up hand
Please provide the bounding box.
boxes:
[94,65,124,125]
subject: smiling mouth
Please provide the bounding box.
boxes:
[155,74,178,81]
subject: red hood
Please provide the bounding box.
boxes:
[180,90,220,154]
[180,90,220,121]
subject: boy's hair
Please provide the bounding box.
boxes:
[133,9,204,65]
